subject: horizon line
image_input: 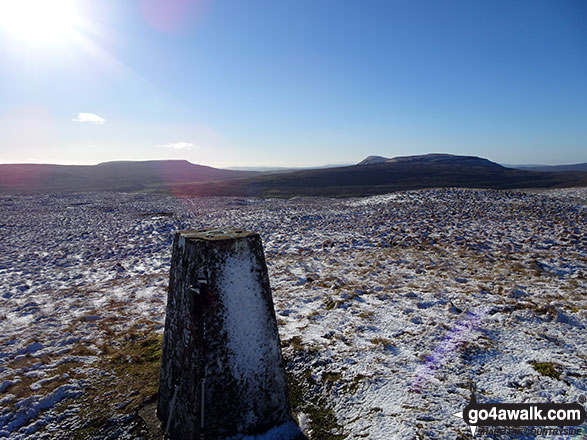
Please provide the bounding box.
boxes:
[1,153,586,169]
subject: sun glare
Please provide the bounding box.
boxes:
[0,0,82,46]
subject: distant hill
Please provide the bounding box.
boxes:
[386,153,504,168]
[173,154,587,197]
[359,153,504,168]
[358,155,389,165]
[226,163,354,172]
[1,155,586,196]
[0,160,259,193]
[507,163,587,172]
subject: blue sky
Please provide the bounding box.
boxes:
[0,0,585,167]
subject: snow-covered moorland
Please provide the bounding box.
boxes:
[0,188,585,439]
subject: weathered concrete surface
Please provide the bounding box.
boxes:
[157,228,296,439]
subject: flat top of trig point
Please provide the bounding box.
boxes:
[179,227,255,241]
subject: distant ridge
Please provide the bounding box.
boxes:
[1,155,586,196]
[507,163,587,172]
[359,153,503,168]
[175,153,587,197]
[386,153,504,168]
[358,155,389,165]
[226,163,353,172]
[0,160,259,193]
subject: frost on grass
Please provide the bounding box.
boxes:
[0,188,586,438]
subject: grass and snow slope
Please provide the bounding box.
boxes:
[0,188,585,439]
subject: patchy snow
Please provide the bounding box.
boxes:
[0,188,586,438]
[0,382,83,438]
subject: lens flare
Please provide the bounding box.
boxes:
[141,0,206,33]
[410,306,489,392]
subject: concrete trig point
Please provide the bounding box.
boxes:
[158,228,302,439]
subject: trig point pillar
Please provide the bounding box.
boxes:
[157,228,299,439]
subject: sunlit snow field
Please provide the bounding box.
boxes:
[0,188,586,439]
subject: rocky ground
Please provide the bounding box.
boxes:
[0,188,585,439]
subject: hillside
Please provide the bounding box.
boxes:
[1,155,586,196]
[357,153,504,168]
[0,160,259,193]
[172,154,587,197]
[385,153,504,168]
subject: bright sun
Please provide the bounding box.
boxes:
[0,0,82,46]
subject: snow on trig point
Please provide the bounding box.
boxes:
[157,228,303,440]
